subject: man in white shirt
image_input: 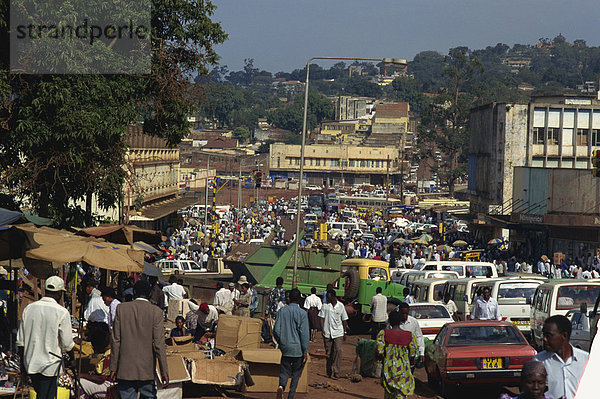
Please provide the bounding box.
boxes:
[534,315,588,399]
[213,282,234,315]
[403,288,414,304]
[440,292,459,321]
[471,287,501,320]
[17,276,74,399]
[396,302,425,364]
[369,287,388,339]
[318,289,348,379]
[101,287,121,329]
[162,275,187,300]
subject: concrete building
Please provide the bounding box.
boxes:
[468,95,600,255]
[124,126,196,231]
[509,167,600,262]
[469,95,600,216]
[269,142,402,186]
[333,96,373,121]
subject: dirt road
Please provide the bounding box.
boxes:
[186,333,520,399]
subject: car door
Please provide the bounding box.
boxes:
[426,325,448,374]
[570,312,585,349]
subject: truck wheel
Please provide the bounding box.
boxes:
[343,268,360,300]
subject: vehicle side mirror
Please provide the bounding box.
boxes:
[580,302,588,314]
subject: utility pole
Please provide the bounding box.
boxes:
[385,154,390,204]
[400,129,406,203]
[204,155,210,227]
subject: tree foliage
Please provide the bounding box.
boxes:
[0,0,227,226]
[267,90,334,134]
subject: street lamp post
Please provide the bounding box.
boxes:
[291,56,407,289]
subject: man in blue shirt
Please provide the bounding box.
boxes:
[273,288,309,399]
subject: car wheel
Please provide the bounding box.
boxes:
[425,366,436,388]
[437,369,454,398]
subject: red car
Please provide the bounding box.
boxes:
[424,320,536,397]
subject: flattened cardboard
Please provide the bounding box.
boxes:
[215,315,262,352]
[234,349,309,393]
[156,354,191,384]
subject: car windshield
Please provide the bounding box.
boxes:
[446,325,527,346]
[497,282,540,304]
[409,305,450,319]
[442,265,465,276]
[466,265,492,277]
[557,285,600,310]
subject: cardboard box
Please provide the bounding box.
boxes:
[215,315,262,352]
[554,252,565,265]
[189,356,245,386]
[234,349,309,393]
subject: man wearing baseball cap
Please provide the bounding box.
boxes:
[17,276,74,399]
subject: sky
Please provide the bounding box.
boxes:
[211,0,600,73]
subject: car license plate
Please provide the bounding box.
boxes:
[512,320,529,325]
[482,357,502,369]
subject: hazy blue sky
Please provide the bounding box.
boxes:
[211,0,600,73]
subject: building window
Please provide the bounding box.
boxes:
[375,160,380,168]
[315,159,321,166]
[310,159,313,166]
[288,158,292,165]
[533,127,544,144]
[330,160,335,166]
[592,129,600,146]
[360,160,366,167]
[547,128,559,145]
[295,158,300,165]
[342,160,348,167]
[577,129,589,146]
[349,160,355,167]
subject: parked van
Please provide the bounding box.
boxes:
[303,213,318,224]
[442,278,504,321]
[489,278,546,337]
[411,278,452,303]
[327,221,359,233]
[157,259,204,273]
[395,270,460,289]
[531,280,600,349]
[420,261,498,279]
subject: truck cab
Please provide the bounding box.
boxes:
[340,258,405,316]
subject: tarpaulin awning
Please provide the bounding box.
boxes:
[78,224,164,245]
[0,208,22,226]
[143,262,161,277]
[0,208,52,226]
[133,241,158,254]
[26,240,142,273]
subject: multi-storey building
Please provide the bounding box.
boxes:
[469,95,600,257]
[469,95,600,215]
[269,142,402,186]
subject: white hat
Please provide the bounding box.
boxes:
[237,275,249,285]
[46,276,66,292]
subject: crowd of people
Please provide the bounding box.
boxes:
[14,192,600,399]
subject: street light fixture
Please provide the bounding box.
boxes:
[291,56,407,289]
